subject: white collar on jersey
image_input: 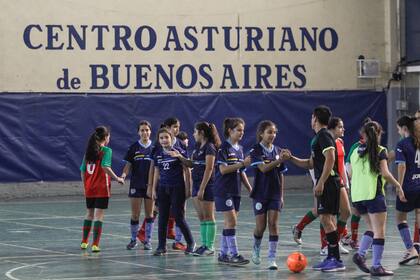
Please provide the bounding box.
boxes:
[138,140,152,149]
[259,142,274,153]
[227,139,240,151]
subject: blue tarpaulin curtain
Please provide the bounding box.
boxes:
[0,91,386,182]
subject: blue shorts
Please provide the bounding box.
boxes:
[215,196,241,212]
[396,191,420,212]
[128,187,150,198]
[192,181,214,201]
[353,195,387,214]
[253,199,282,216]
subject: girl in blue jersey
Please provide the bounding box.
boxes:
[121,121,155,250]
[395,115,420,264]
[249,120,288,270]
[215,118,252,265]
[169,122,221,256]
[162,117,190,250]
[147,128,195,256]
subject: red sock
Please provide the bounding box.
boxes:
[342,226,348,237]
[137,218,146,242]
[414,222,419,243]
[296,211,317,231]
[167,216,176,238]
[351,214,360,242]
[337,220,347,239]
[320,224,327,248]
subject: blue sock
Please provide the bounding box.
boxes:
[145,217,154,243]
[254,234,262,249]
[268,235,278,259]
[398,223,413,249]
[372,238,385,267]
[358,231,374,257]
[225,229,238,256]
[220,230,229,256]
[130,219,139,241]
[175,226,182,242]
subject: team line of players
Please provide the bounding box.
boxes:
[79,106,420,276]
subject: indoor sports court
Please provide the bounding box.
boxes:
[1,0,420,279]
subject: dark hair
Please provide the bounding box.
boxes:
[85,126,110,163]
[177,131,188,141]
[256,120,277,143]
[195,122,222,148]
[360,121,383,173]
[327,117,342,130]
[313,105,332,126]
[137,120,152,132]
[363,117,372,125]
[223,117,245,138]
[398,115,420,149]
[162,117,180,128]
[156,127,172,144]
[415,120,420,149]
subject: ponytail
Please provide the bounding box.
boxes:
[360,121,382,174]
[195,122,222,148]
[85,126,109,162]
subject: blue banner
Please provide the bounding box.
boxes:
[0,91,386,182]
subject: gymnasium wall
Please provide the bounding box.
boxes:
[0,91,386,182]
[1,0,392,92]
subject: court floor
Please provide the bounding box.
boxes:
[0,190,419,279]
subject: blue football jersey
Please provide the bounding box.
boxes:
[191,142,217,184]
[214,141,245,197]
[249,143,287,200]
[153,146,184,187]
[124,140,153,189]
[395,136,420,192]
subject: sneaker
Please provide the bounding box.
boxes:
[229,254,250,266]
[251,245,261,265]
[91,245,101,253]
[339,243,349,254]
[172,242,187,251]
[399,248,419,265]
[218,254,230,265]
[153,248,167,256]
[292,225,302,245]
[352,253,370,273]
[126,239,138,250]
[143,242,152,251]
[320,246,328,256]
[313,257,330,271]
[80,242,88,250]
[193,245,207,256]
[349,240,360,250]
[184,243,196,255]
[341,233,352,246]
[203,247,215,256]
[267,258,278,270]
[321,257,345,272]
[370,265,394,276]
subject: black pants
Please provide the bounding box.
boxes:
[157,185,194,249]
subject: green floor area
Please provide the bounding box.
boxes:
[0,190,419,279]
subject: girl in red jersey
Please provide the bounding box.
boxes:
[80,126,124,252]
